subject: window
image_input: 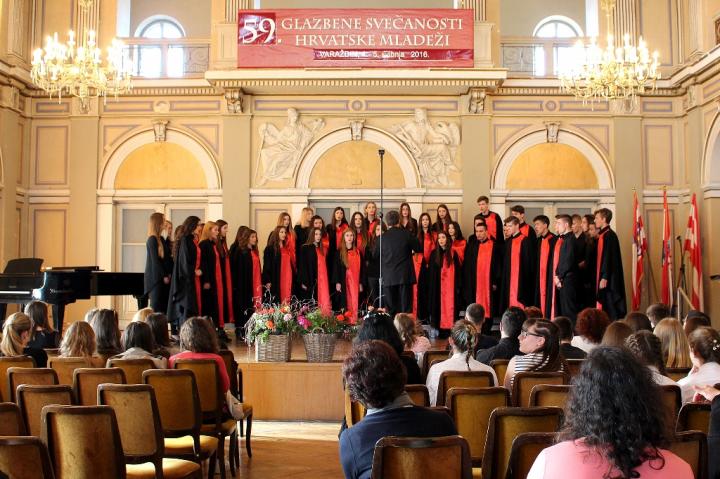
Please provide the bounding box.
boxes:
[532,16,584,77]
[133,16,185,78]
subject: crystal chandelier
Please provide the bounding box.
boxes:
[30,0,132,109]
[560,0,660,106]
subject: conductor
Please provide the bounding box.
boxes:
[380,210,421,316]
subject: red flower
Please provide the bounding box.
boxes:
[336,314,345,322]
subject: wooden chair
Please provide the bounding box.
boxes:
[370,435,473,479]
[73,368,126,405]
[506,432,555,479]
[44,348,61,357]
[659,384,683,421]
[429,406,453,417]
[529,384,573,409]
[436,370,496,407]
[405,384,430,407]
[98,384,202,478]
[0,356,35,401]
[490,359,510,384]
[0,402,26,435]
[107,358,156,384]
[511,372,568,407]
[667,431,708,479]
[446,387,511,468]
[677,402,711,434]
[480,407,563,479]
[144,369,219,478]
[0,436,56,479]
[42,404,127,479]
[48,357,88,386]
[565,359,584,379]
[7,367,58,402]
[344,386,367,427]
[666,367,691,382]
[421,349,450,379]
[16,385,73,437]
[218,349,243,468]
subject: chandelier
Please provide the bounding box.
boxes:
[560,0,660,106]
[30,1,132,109]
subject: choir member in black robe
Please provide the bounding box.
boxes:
[511,205,538,243]
[415,213,436,322]
[572,214,589,295]
[364,222,386,309]
[144,212,173,314]
[294,207,314,255]
[332,229,365,323]
[432,203,452,233]
[551,215,580,321]
[399,202,418,236]
[582,214,599,308]
[499,216,535,312]
[427,231,462,336]
[594,208,627,320]
[230,227,262,338]
[350,212,369,257]
[326,207,349,265]
[262,226,295,305]
[462,222,502,321]
[168,216,202,332]
[199,221,226,331]
[298,227,332,314]
[215,220,234,338]
[476,195,505,245]
[364,201,380,234]
[532,215,556,318]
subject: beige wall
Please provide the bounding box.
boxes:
[130,0,211,37]
[500,0,586,36]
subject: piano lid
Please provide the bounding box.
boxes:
[4,258,43,274]
[42,266,102,272]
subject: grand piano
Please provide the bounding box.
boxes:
[0,258,145,331]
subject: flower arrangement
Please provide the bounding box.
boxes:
[245,302,299,344]
[297,305,354,335]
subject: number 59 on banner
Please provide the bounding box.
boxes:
[238,13,277,45]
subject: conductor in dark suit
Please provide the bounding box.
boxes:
[380,210,421,316]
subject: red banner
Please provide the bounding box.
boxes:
[237,9,474,68]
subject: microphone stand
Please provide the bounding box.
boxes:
[378,148,385,311]
[675,236,690,319]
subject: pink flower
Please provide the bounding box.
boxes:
[283,313,293,322]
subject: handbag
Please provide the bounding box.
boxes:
[225,390,247,420]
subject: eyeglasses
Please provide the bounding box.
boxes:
[520,328,543,339]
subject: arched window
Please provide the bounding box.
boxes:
[133,16,186,77]
[533,16,584,38]
[532,16,584,76]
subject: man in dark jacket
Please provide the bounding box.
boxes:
[379,210,420,316]
[476,307,526,365]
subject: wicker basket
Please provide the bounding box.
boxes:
[255,334,291,362]
[303,328,338,363]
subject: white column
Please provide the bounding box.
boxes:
[613,0,638,44]
[96,199,114,309]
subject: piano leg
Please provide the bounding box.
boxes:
[52,304,67,333]
[0,303,6,330]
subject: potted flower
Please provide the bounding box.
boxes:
[245,302,298,362]
[298,306,352,362]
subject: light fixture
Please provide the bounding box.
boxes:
[560,0,660,107]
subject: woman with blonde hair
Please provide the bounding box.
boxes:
[144,212,173,314]
[132,307,154,323]
[654,318,692,369]
[1,312,47,366]
[199,221,227,333]
[394,313,430,364]
[294,207,314,252]
[60,321,102,366]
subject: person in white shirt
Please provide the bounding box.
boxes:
[625,330,677,387]
[678,326,720,403]
[426,319,497,406]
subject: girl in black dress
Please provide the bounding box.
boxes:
[168,216,203,332]
[229,227,262,337]
[144,212,173,314]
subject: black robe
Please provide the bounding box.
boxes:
[401,217,418,236]
[478,211,505,246]
[364,241,382,308]
[294,225,310,253]
[331,251,366,312]
[553,233,580,321]
[199,239,222,327]
[229,244,255,329]
[167,235,200,328]
[298,244,330,303]
[462,238,502,318]
[144,236,173,314]
[582,236,598,308]
[427,249,462,331]
[499,233,535,312]
[596,226,627,320]
[534,233,557,317]
[262,246,282,303]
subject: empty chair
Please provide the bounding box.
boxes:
[73,368,126,406]
[565,359,584,379]
[677,402,711,434]
[107,358,156,385]
[345,385,367,427]
[421,350,450,380]
[0,402,26,435]
[512,372,568,407]
[371,435,472,479]
[16,385,73,437]
[42,404,126,479]
[506,432,555,479]
[529,384,573,409]
[217,349,243,469]
[0,436,55,479]
[490,359,510,384]
[98,384,202,478]
[659,384,683,420]
[48,357,88,386]
[436,370,495,407]
[667,367,692,382]
[7,367,58,402]
[0,356,35,401]
[405,384,430,407]
[667,431,708,479]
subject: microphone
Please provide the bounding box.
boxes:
[711,275,720,281]
[378,149,385,157]
[676,235,682,241]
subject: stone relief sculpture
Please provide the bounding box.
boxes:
[391,108,460,186]
[256,108,324,185]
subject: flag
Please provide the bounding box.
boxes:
[683,193,704,310]
[661,189,674,306]
[631,191,647,310]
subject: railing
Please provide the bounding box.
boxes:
[120,38,210,79]
[501,36,587,78]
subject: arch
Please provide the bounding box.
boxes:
[703,111,720,188]
[295,127,421,189]
[533,15,584,37]
[99,127,221,191]
[134,15,186,38]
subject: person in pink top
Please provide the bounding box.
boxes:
[527,346,693,479]
[169,316,230,392]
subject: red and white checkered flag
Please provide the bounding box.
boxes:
[683,193,704,311]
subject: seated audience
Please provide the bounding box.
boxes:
[693,384,720,479]
[527,347,692,479]
[600,321,633,348]
[571,308,610,353]
[504,318,565,389]
[623,311,652,333]
[355,312,422,384]
[426,319,498,406]
[169,317,230,393]
[59,321,103,367]
[552,316,586,359]
[88,308,122,364]
[24,300,59,349]
[646,302,671,329]
[465,303,498,354]
[0,312,48,367]
[83,308,98,323]
[111,321,167,368]
[339,340,457,479]
[146,312,176,359]
[654,318,692,369]
[524,306,543,319]
[678,326,720,403]
[625,331,677,386]
[476,307,526,364]
[393,313,430,365]
[683,310,711,337]
[132,307,154,323]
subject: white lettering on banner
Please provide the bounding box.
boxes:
[280,17,362,30]
[365,17,463,30]
[379,34,450,47]
[295,34,377,47]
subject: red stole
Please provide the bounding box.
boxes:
[356,232,365,256]
[279,244,293,303]
[316,247,332,316]
[484,213,498,240]
[368,218,379,234]
[439,251,456,329]
[538,234,554,317]
[475,240,493,318]
[221,244,234,324]
[335,223,349,249]
[213,244,225,327]
[596,228,607,310]
[321,233,330,252]
[550,236,565,319]
[251,249,262,308]
[452,239,466,265]
[412,253,423,317]
[422,231,436,264]
[345,249,361,324]
[286,229,297,264]
[520,223,530,237]
[193,238,202,314]
[509,234,525,308]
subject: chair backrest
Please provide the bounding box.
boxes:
[0,436,56,479]
[73,368,126,405]
[666,367,691,382]
[0,401,26,435]
[405,384,430,407]
[172,358,224,426]
[42,404,126,479]
[218,349,239,397]
[512,372,568,407]
[7,367,58,402]
[344,386,367,427]
[422,350,451,379]
[659,384,682,421]
[447,387,511,465]
[481,406,563,479]
[437,370,495,407]
[529,384,573,409]
[0,356,35,401]
[44,348,61,357]
[143,369,202,439]
[106,358,156,384]
[490,359,510,384]
[565,359,584,379]
[667,431,708,479]
[48,357,88,386]
[677,402,711,434]
[371,435,472,479]
[506,432,556,479]
[16,385,73,437]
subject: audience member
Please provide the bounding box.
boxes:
[83,307,98,323]
[524,306,543,319]
[646,303,671,329]
[476,307,526,364]
[146,312,176,358]
[552,316,586,359]
[88,308,122,363]
[678,327,720,403]
[24,300,59,349]
[59,321,103,367]
[339,340,457,479]
[600,321,633,348]
[504,318,565,389]
[527,347,692,479]
[393,313,430,365]
[426,320,497,406]
[132,307,154,323]
[683,310,711,337]
[571,308,610,353]
[111,321,166,368]
[693,384,720,479]
[169,317,230,392]
[623,311,652,333]
[625,331,676,386]
[654,318,692,369]
[0,312,47,367]
[465,303,498,354]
